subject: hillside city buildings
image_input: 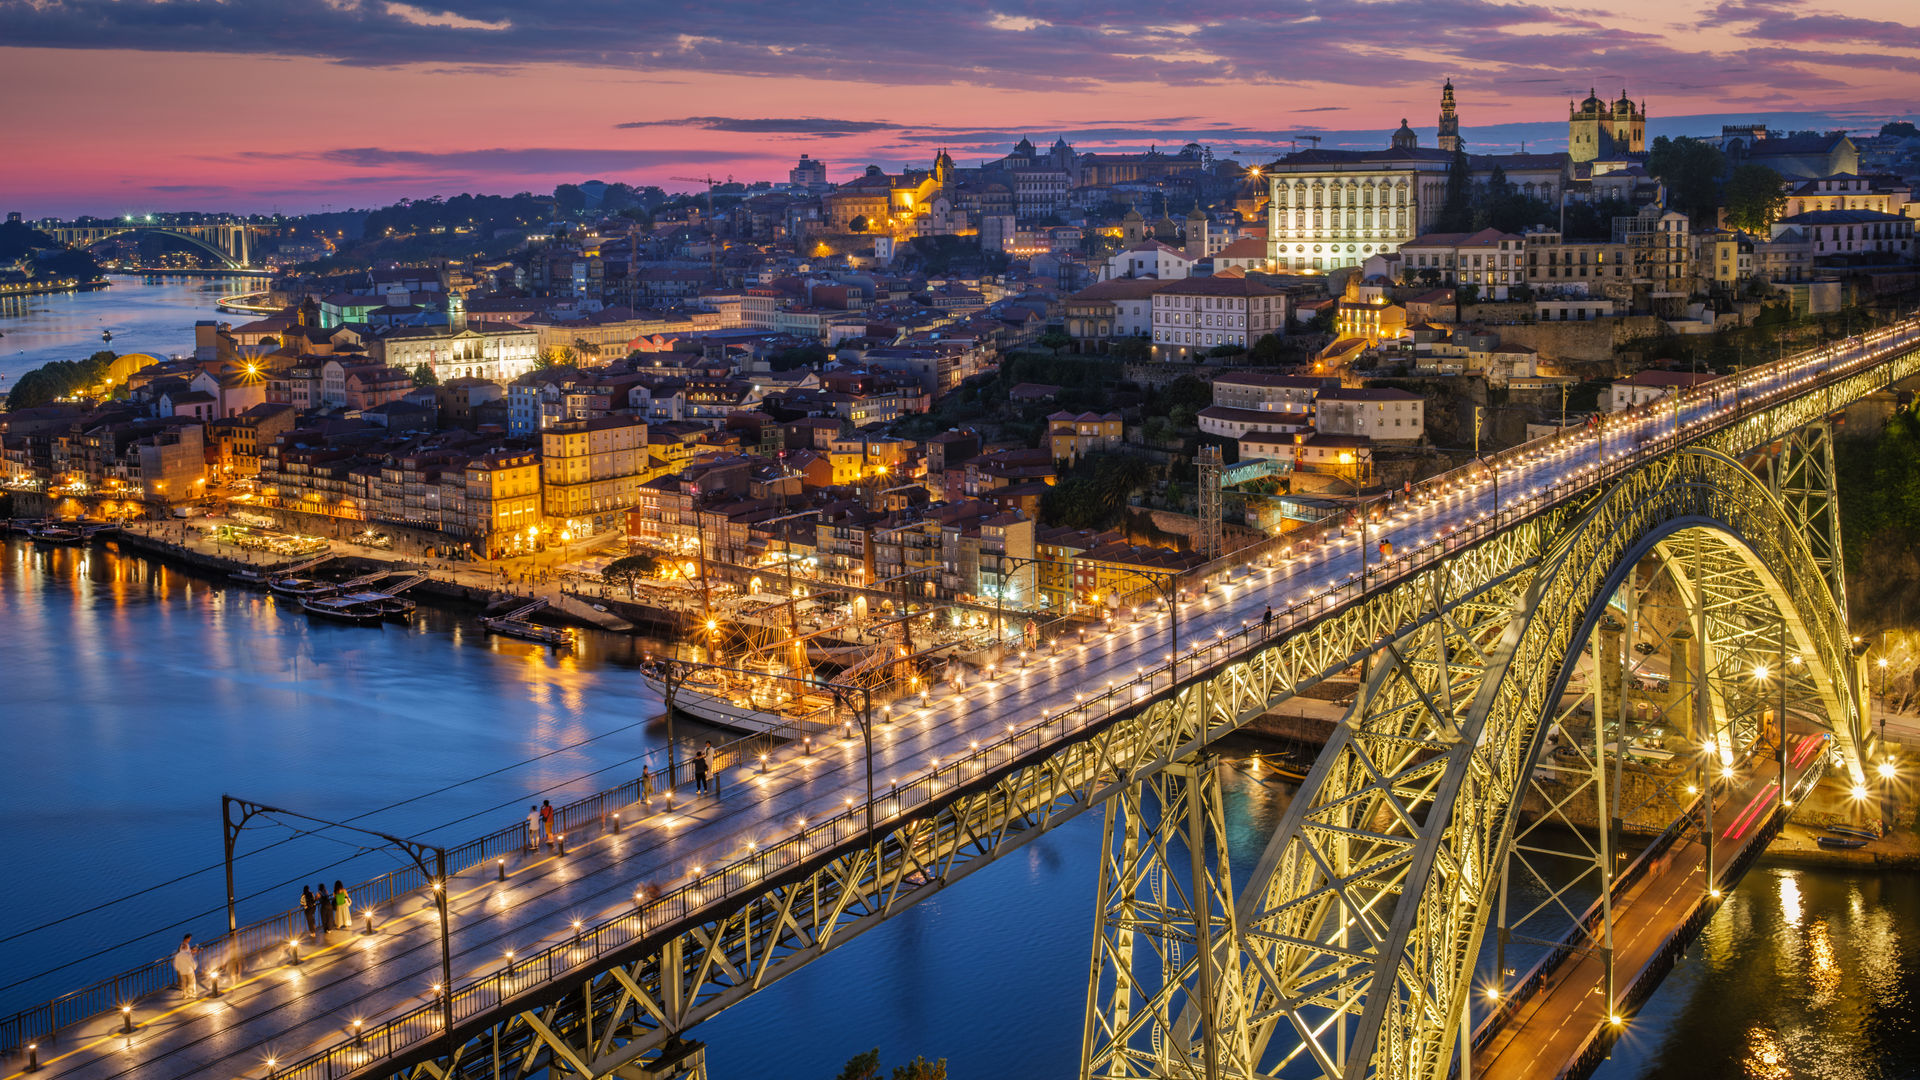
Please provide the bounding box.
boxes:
[6,78,1918,610]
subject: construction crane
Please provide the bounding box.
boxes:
[1288,134,1323,151]
[670,174,731,284]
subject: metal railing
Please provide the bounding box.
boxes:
[14,316,1918,1066]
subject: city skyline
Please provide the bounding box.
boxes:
[3,0,1916,214]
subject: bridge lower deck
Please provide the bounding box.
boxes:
[11,324,1920,1080]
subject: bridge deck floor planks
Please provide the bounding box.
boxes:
[12,329,1914,1080]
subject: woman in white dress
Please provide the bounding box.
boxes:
[172,934,199,997]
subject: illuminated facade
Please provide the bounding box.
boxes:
[1568,88,1645,164]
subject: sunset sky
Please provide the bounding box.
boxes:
[3,0,1915,216]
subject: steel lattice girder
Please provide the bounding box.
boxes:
[1081,759,1247,1080]
[1230,447,1864,1080]
[356,518,1560,1080]
[346,341,1920,1080]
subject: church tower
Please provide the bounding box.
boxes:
[1437,79,1462,152]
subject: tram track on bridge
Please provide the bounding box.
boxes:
[24,618,1195,1080]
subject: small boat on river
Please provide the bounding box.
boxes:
[482,616,573,648]
[268,576,340,599]
[1816,836,1868,850]
[301,592,398,624]
[1827,824,1880,840]
[31,524,85,545]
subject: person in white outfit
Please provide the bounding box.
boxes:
[526,805,540,851]
[172,934,199,997]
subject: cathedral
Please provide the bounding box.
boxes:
[1568,89,1646,163]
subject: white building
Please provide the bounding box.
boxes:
[377,322,539,383]
[1607,370,1716,411]
[1313,387,1425,442]
[1149,273,1289,358]
[1105,240,1193,281]
[1397,228,1526,298]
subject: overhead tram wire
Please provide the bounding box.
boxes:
[0,715,654,948]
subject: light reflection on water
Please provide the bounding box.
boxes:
[4,540,1918,1077]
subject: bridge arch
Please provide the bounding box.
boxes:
[1230,446,1867,1080]
[77,227,245,268]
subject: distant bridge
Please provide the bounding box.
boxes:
[40,221,262,269]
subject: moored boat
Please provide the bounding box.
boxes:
[1827,824,1880,840]
[300,593,386,623]
[640,662,834,736]
[482,616,573,648]
[31,524,85,545]
[1816,836,1868,850]
[268,576,340,599]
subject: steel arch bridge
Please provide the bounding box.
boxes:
[264,323,1918,1080]
[41,222,256,268]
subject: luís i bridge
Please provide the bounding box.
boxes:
[6,316,1920,1080]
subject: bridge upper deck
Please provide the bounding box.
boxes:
[14,317,1920,1080]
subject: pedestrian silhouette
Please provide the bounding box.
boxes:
[540,799,555,849]
[693,745,710,794]
[173,934,199,997]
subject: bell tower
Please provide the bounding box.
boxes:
[1436,78,1462,153]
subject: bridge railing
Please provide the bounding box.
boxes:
[0,708,804,1057]
[20,318,1916,1065]
[266,311,1919,1080]
[1176,313,1920,596]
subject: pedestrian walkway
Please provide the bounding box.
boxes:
[13,320,1919,1080]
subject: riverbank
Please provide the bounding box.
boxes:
[110,523,635,632]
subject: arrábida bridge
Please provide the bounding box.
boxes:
[8,316,1920,1080]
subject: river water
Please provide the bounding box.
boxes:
[4,281,1918,1079]
[0,274,258,388]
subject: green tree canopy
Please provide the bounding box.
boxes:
[410,363,439,387]
[1646,136,1727,222]
[1722,163,1787,233]
[602,553,663,599]
[848,215,869,233]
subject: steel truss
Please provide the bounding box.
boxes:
[345,343,1920,1080]
[1218,447,1864,1080]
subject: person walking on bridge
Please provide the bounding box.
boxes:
[540,799,555,850]
[526,805,540,851]
[693,745,710,794]
[316,881,332,933]
[172,934,200,998]
[332,881,350,934]
[300,885,316,939]
[704,740,721,796]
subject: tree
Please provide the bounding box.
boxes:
[535,346,575,370]
[410,363,439,387]
[1248,333,1288,364]
[601,553,662,599]
[1037,327,1072,353]
[1646,136,1727,222]
[892,1059,947,1080]
[848,215,869,233]
[1880,121,1918,139]
[835,1050,882,1080]
[1723,163,1787,233]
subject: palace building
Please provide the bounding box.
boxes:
[1263,82,1582,273]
